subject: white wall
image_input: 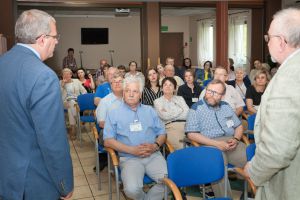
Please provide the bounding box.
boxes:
[161,16,190,59]
[46,15,141,73]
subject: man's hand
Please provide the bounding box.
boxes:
[227,138,238,150]
[60,191,73,199]
[130,143,157,158]
[243,162,251,178]
[215,140,231,151]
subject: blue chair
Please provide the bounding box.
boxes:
[163,146,231,200]
[75,93,96,146]
[244,114,256,140]
[203,79,212,87]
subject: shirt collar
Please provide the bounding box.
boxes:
[17,43,41,59]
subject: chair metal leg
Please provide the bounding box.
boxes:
[96,143,101,190]
[224,165,228,198]
[107,153,112,200]
[114,166,120,200]
[244,179,248,200]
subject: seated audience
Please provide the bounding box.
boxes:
[104,76,167,200]
[195,60,213,84]
[186,79,246,197]
[249,59,262,84]
[182,57,192,70]
[96,71,123,129]
[163,64,184,88]
[141,68,163,106]
[117,64,126,77]
[94,67,118,106]
[246,69,270,114]
[60,68,87,140]
[227,67,251,100]
[178,69,202,107]
[62,48,77,77]
[157,64,165,84]
[77,68,95,93]
[200,66,245,116]
[154,77,189,150]
[124,61,145,85]
[227,58,235,81]
[166,57,184,80]
[95,59,108,85]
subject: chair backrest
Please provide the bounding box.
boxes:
[167,146,224,187]
[77,93,96,111]
[246,143,256,161]
[247,114,256,131]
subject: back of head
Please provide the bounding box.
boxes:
[15,9,55,44]
[273,7,300,48]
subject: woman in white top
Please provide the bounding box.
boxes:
[124,61,145,85]
[154,77,189,150]
[60,68,87,139]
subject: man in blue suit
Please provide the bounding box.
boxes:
[0,9,73,200]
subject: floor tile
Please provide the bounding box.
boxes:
[71,185,93,199]
[74,175,89,187]
[73,166,85,177]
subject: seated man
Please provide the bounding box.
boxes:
[199,66,245,116]
[104,76,167,200]
[94,66,118,106]
[186,79,247,197]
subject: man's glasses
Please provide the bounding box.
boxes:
[36,34,60,41]
[206,89,223,97]
[264,34,287,43]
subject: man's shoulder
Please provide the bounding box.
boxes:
[190,99,205,110]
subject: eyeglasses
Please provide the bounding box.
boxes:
[45,34,60,40]
[36,34,60,41]
[206,89,223,97]
[264,34,287,43]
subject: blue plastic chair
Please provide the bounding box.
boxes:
[76,93,96,145]
[245,114,256,140]
[163,146,231,200]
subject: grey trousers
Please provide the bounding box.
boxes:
[212,136,247,198]
[119,151,167,200]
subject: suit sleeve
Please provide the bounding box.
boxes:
[249,71,300,186]
[30,70,73,196]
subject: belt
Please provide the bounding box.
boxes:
[165,120,186,126]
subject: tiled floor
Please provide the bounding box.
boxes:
[69,127,242,200]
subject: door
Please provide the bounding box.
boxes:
[160,32,184,66]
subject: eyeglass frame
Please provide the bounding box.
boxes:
[206,88,224,97]
[35,33,60,41]
[264,34,287,43]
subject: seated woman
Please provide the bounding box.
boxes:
[141,68,163,106]
[177,69,202,107]
[154,77,189,150]
[195,60,213,85]
[227,67,251,100]
[124,61,145,85]
[77,68,95,93]
[246,69,270,114]
[60,68,87,140]
[157,64,165,85]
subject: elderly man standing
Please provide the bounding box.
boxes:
[104,76,167,200]
[186,79,246,197]
[0,10,73,199]
[244,8,300,200]
[163,64,184,87]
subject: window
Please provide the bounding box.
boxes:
[197,19,215,67]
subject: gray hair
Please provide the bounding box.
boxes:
[15,9,56,44]
[235,67,245,73]
[273,7,300,48]
[123,76,144,93]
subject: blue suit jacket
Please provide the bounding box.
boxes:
[0,45,73,200]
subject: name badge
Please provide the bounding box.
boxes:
[130,122,143,132]
[226,120,234,128]
[192,97,199,102]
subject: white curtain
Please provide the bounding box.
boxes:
[228,13,249,68]
[197,19,215,67]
